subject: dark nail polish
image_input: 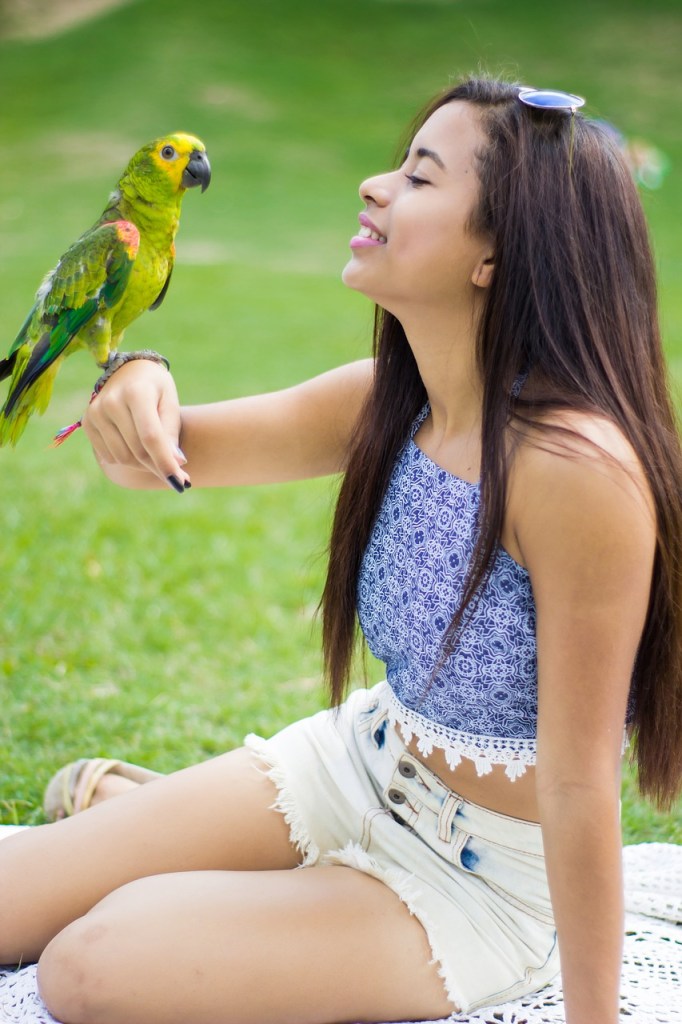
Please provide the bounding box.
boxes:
[184,480,192,489]
[167,475,185,494]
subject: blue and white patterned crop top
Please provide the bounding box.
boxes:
[357,405,538,780]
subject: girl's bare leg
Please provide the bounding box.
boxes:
[1,749,454,1023]
[37,865,454,1024]
[0,748,298,963]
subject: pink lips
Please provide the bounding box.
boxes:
[350,212,386,250]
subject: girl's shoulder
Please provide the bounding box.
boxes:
[514,406,642,472]
[505,407,655,572]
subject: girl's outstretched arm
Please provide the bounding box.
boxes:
[82,358,374,491]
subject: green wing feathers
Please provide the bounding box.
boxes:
[0,221,139,446]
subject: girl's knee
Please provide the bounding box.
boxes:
[37,913,116,1024]
[37,876,163,1023]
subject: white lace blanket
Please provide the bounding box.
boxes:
[0,836,679,1024]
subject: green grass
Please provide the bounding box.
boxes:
[0,0,680,843]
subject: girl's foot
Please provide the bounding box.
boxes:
[43,758,162,820]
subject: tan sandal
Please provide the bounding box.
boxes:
[43,757,163,821]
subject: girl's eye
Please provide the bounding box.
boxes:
[405,173,429,188]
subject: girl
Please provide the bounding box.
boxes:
[1,76,680,1024]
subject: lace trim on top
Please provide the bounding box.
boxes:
[384,685,629,782]
[386,686,536,781]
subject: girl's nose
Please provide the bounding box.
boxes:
[359,170,393,206]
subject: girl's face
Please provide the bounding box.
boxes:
[342,101,493,318]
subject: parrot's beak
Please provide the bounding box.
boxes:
[182,150,211,192]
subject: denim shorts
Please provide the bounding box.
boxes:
[245,681,559,1016]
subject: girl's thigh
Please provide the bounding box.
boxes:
[0,747,299,963]
[37,864,455,1024]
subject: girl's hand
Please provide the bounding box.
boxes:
[82,359,190,491]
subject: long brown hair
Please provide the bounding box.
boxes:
[321,76,682,808]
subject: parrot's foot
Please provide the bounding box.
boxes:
[98,350,119,369]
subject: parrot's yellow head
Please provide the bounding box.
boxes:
[118,133,211,205]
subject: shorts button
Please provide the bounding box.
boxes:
[388,788,406,804]
[398,759,417,778]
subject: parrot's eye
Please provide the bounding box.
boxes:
[160,145,177,161]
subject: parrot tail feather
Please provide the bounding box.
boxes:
[0,352,17,382]
[0,408,30,447]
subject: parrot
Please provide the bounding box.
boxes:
[0,132,211,446]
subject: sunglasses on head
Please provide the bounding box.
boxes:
[518,88,586,113]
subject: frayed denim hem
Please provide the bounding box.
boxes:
[245,731,462,1014]
[244,733,321,867]
[322,841,462,1017]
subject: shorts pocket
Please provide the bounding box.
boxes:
[454,833,554,925]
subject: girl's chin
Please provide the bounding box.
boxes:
[341,260,402,317]
[341,260,368,293]
[342,256,381,292]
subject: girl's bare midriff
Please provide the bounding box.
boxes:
[405,732,541,822]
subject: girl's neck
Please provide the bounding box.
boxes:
[401,306,483,440]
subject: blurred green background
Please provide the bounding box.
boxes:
[0,0,680,839]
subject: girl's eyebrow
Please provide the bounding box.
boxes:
[416,146,446,170]
[402,144,447,171]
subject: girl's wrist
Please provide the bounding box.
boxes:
[92,350,170,396]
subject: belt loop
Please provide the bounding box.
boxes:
[437,792,462,843]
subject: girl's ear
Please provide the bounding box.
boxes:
[472,254,495,289]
